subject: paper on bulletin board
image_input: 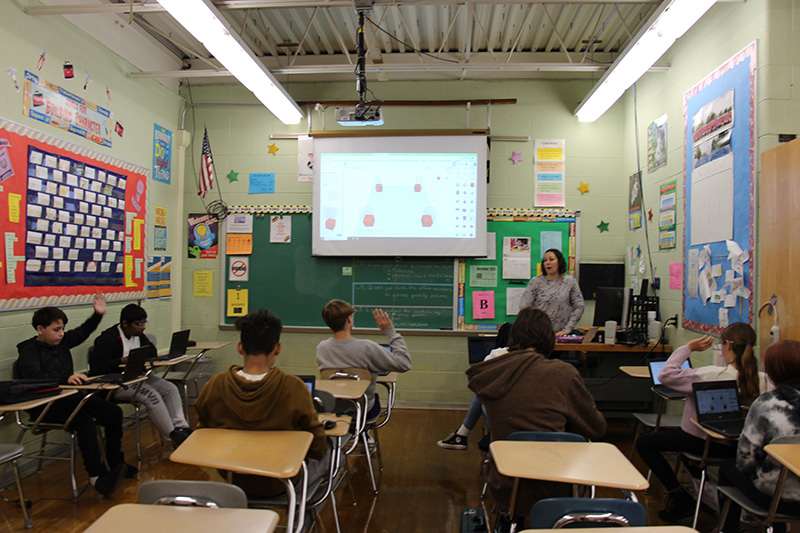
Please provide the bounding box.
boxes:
[227,288,248,317]
[226,213,253,234]
[297,135,314,182]
[472,290,495,319]
[270,215,292,243]
[8,193,21,223]
[193,270,213,297]
[534,139,566,207]
[502,236,531,279]
[669,262,682,290]
[226,233,253,255]
[470,265,497,287]
[229,256,249,282]
[506,287,525,315]
[540,231,562,255]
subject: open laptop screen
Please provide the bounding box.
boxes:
[649,359,691,385]
[468,336,498,365]
[695,381,741,418]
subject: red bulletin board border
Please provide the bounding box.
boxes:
[0,117,147,311]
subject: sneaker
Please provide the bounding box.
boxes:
[658,489,696,522]
[437,431,468,450]
[175,427,193,437]
[94,463,126,498]
[170,428,189,448]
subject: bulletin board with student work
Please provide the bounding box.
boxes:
[682,41,756,334]
[458,209,579,330]
[220,207,458,330]
[0,117,148,311]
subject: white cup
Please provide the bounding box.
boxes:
[604,320,617,345]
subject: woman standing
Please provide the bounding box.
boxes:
[519,248,584,336]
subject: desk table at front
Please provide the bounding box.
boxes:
[84,503,279,532]
[170,428,312,533]
[489,441,649,517]
[552,342,671,417]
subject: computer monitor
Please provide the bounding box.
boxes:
[592,286,630,328]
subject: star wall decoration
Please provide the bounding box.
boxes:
[577,182,590,195]
[597,220,609,233]
[227,170,239,182]
[648,208,654,222]
[267,143,279,155]
[509,152,522,164]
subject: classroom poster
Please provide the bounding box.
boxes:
[629,171,643,230]
[147,256,161,299]
[22,71,112,147]
[533,139,565,207]
[154,206,167,251]
[297,135,313,181]
[187,213,218,259]
[0,117,148,311]
[159,256,172,299]
[659,181,677,250]
[249,172,275,194]
[152,124,172,184]
[647,114,668,172]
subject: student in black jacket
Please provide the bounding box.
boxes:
[91,304,191,447]
[16,294,131,498]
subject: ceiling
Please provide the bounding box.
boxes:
[31,0,667,90]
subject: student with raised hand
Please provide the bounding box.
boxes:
[718,340,800,533]
[91,304,192,449]
[636,322,772,522]
[16,294,130,498]
[467,307,606,527]
[195,308,330,497]
[518,248,584,337]
[317,300,412,421]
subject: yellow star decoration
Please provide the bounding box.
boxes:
[577,181,590,195]
[267,142,279,155]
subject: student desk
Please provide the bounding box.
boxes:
[765,443,800,478]
[489,441,649,517]
[84,503,279,532]
[170,428,312,533]
[158,341,231,419]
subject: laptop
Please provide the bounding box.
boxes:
[468,336,498,365]
[296,375,316,396]
[86,346,149,384]
[149,329,191,362]
[693,380,746,437]
[649,359,691,399]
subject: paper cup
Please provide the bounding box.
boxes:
[604,320,617,345]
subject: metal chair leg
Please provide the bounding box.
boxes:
[69,433,78,501]
[10,459,32,529]
[134,404,142,460]
[361,430,378,494]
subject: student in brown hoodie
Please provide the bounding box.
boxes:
[467,306,606,526]
[194,308,329,497]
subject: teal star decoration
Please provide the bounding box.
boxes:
[227,170,239,182]
[597,220,610,233]
[636,245,642,257]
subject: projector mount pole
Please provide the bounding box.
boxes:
[355,8,368,118]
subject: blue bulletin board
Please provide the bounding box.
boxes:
[682,42,756,333]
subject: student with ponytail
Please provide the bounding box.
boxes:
[636,322,772,522]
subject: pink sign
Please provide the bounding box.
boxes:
[472,291,495,319]
[669,262,682,290]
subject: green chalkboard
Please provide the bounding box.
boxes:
[460,214,579,328]
[223,214,455,329]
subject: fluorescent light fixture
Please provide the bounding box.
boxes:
[575,0,717,122]
[156,0,303,124]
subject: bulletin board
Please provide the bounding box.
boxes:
[682,42,756,333]
[0,117,148,311]
[221,208,456,330]
[458,209,579,329]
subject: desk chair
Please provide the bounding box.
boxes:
[0,444,33,528]
[630,388,684,489]
[716,436,800,533]
[679,442,734,528]
[10,361,94,501]
[165,353,212,421]
[320,367,382,494]
[87,345,152,459]
[138,479,248,508]
[529,497,647,528]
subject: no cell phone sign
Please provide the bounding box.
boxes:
[229,257,249,282]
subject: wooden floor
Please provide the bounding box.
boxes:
[0,408,724,532]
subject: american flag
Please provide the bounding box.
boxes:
[198,127,214,198]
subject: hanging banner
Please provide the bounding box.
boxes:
[534,139,566,207]
[152,124,172,184]
[22,71,112,147]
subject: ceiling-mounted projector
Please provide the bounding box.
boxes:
[335,106,384,126]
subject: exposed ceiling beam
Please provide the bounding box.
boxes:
[28,1,666,17]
